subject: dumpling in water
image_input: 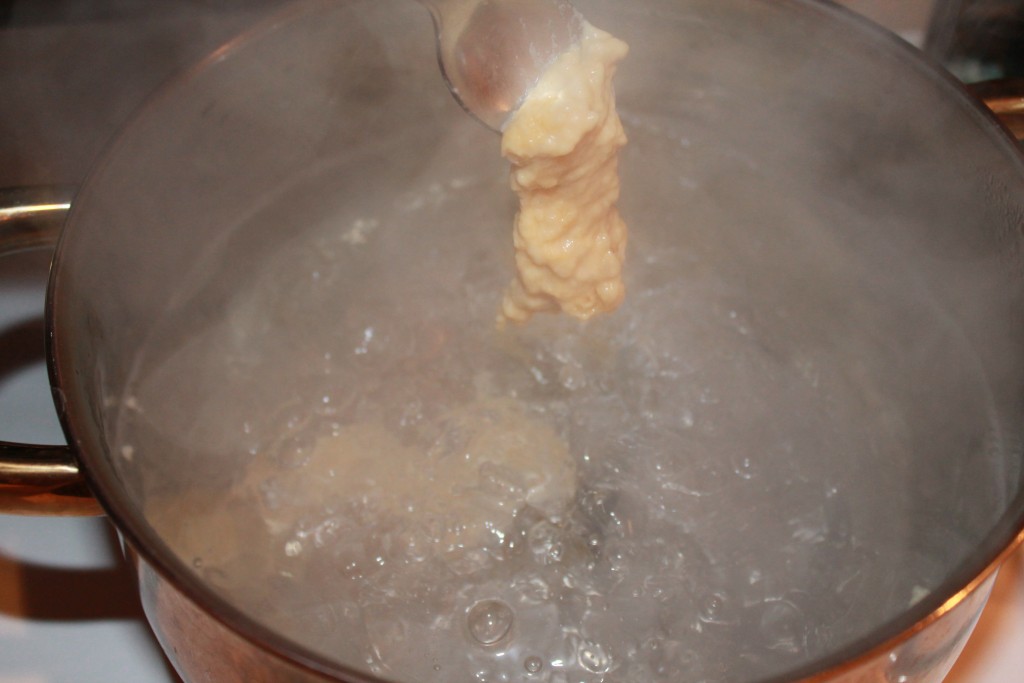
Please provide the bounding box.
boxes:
[253,397,576,576]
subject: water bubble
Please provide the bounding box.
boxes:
[758,598,806,655]
[467,600,514,645]
[577,639,612,674]
[698,592,733,625]
[579,487,619,527]
[524,656,544,674]
[275,430,316,470]
[513,576,552,604]
[730,454,758,480]
[528,520,564,565]
[823,484,851,547]
[558,362,587,391]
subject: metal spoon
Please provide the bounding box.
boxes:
[417,0,583,131]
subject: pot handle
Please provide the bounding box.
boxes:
[0,186,102,516]
[971,78,1024,143]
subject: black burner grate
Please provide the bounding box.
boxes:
[927,0,1024,81]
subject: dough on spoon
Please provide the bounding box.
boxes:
[499,22,629,325]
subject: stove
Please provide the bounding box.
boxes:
[0,1,1021,681]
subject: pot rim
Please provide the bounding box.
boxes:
[47,1,1024,681]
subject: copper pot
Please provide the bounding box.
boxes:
[3,0,1024,681]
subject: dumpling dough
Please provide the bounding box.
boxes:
[256,397,575,574]
[499,22,629,325]
[149,397,575,585]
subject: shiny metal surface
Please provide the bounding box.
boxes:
[0,188,96,515]
[0,4,281,675]
[973,79,1024,141]
[417,0,582,130]
[0,187,74,252]
[0,444,99,516]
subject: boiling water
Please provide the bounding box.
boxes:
[115,114,1001,683]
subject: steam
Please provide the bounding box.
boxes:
[55,0,1024,681]
[0,0,282,187]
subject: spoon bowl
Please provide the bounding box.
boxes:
[417,0,583,130]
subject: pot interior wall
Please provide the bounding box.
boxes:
[50,0,1024,681]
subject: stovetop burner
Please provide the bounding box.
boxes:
[927,0,1024,81]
